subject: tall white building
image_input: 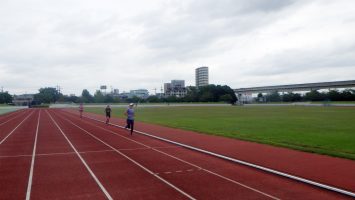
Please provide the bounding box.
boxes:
[195,66,209,87]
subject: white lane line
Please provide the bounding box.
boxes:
[46,110,113,200]
[0,154,32,158]
[55,112,196,200]
[67,111,279,199]
[26,110,41,200]
[0,111,33,145]
[78,111,355,199]
[0,148,150,158]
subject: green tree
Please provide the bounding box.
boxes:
[199,92,214,102]
[146,96,160,103]
[328,90,341,101]
[34,87,60,103]
[304,90,326,101]
[0,92,12,104]
[184,86,199,102]
[94,90,105,103]
[81,89,94,103]
[265,91,281,102]
[219,94,232,103]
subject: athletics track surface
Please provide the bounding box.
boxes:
[0,108,354,199]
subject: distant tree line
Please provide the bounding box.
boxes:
[31,85,237,104]
[0,92,12,104]
[25,87,355,105]
[257,89,355,102]
[146,85,237,104]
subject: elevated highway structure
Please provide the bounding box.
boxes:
[234,80,355,102]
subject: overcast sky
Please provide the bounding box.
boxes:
[1,0,355,95]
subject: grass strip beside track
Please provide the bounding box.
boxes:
[85,106,355,160]
[0,107,20,115]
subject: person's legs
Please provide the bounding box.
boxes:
[125,119,130,129]
[130,120,134,135]
[106,113,110,124]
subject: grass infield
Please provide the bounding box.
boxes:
[85,106,355,160]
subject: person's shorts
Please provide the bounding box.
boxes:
[106,112,111,118]
[126,119,134,127]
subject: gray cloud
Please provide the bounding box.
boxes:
[0,0,354,95]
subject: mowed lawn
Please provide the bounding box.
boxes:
[85,106,355,160]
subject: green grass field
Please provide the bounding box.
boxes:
[85,106,355,160]
[0,107,18,115]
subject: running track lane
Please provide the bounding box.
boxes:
[52,110,275,199]
[68,108,355,193]
[0,109,27,125]
[0,109,31,140]
[47,110,191,199]
[55,109,351,199]
[0,109,39,200]
[28,110,111,199]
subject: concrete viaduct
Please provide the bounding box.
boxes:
[234,80,355,102]
[234,80,355,94]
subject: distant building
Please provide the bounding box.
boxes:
[171,80,185,88]
[195,66,209,87]
[164,83,171,94]
[130,89,149,99]
[164,80,187,97]
[110,89,120,97]
[118,92,131,99]
[12,94,34,106]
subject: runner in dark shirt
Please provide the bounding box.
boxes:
[105,105,112,124]
[124,103,135,135]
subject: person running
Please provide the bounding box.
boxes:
[124,103,135,135]
[105,105,112,124]
[79,103,84,118]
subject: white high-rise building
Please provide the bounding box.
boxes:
[195,66,209,87]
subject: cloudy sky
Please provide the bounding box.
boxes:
[1,0,355,95]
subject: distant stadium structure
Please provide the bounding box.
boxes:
[234,80,355,103]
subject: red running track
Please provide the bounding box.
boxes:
[0,108,353,199]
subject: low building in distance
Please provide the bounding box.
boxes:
[12,94,34,106]
[164,80,187,97]
[130,89,149,99]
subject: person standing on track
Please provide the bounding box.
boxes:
[79,103,84,118]
[124,103,135,135]
[105,105,112,124]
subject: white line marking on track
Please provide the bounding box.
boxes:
[26,110,41,200]
[0,148,154,158]
[46,110,114,200]
[0,111,33,145]
[55,111,196,200]
[0,154,32,158]
[59,110,280,200]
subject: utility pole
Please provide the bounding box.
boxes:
[1,86,3,93]
[153,88,157,95]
